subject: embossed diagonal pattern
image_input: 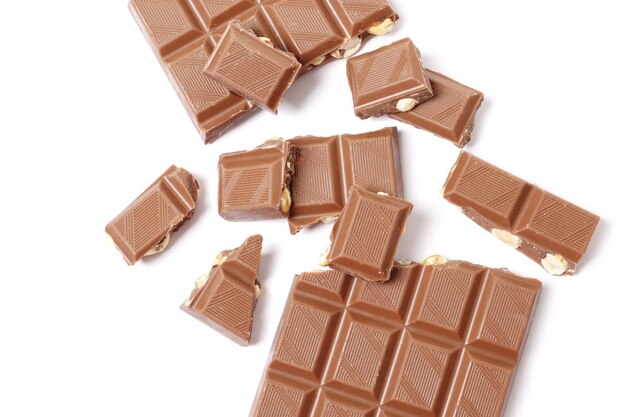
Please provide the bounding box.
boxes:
[349,137,394,193]
[223,167,271,207]
[354,44,408,93]
[274,0,336,52]
[293,145,334,205]
[344,200,395,264]
[337,0,391,23]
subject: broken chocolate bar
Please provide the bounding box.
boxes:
[105,165,200,265]
[347,38,432,119]
[289,127,403,234]
[390,69,484,147]
[218,138,295,221]
[250,258,541,417]
[323,186,413,282]
[443,152,600,275]
[128,0,398,143]
[204,21,301,113]
[181,234,263,346]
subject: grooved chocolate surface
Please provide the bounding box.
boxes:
[219,139,295,220]
[250,261,541,417]
[443,152,600,275]
[129,0,398,143]
[204,22,301,113]
[347,38,432,119]
[181,235,263,345]
[288,127,403,234]
[105,165,200,265]
[327,186,412,281]
[390,70,484,147]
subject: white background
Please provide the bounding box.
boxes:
[0,1,624,416]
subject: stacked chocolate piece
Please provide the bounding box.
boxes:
[105,1,604,417]
[129,0,399,143]
[346,37,485,147]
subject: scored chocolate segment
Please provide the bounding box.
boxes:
[250,261,542,417]
[288,127,403,234]
[347,38,433,119]
[443,152,600,275]
[390,69,484,147]
[105,165,200,265]
[181,234,263,345]
[129,0,398,142]
[327,186,413,282]
[204,22,301,113]
[218,139,295,220]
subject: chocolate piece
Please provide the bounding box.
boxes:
[347,38,432,119]
[390,69,484,147]
[250,259,541,417]
[218,139,295,220]
[105,165,199,265]
[443,152,600,275]
[324,186,412,281]
[289,127,403,234]
[129,0,398,142]
[204,22,301,113]
[181,235,263,345]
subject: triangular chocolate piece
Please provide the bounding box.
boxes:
[181,235,263,345]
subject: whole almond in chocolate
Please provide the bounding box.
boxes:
[105,165,200,265]
[204,21,301,114]
[443,152,600,275]
[324,186,412,282]
[181,235,263,346]
[218,138,295,221]
[347,38,432,118]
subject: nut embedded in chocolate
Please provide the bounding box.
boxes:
[105,165,199,265]
[218,138,295,221]
[443,151,600,275]
[326,186,413,282]
[181,235,263,346]
[390,69,484,147]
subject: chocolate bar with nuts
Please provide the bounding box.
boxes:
[250,258,541,417]
[218,138,295,221]
[347,38,433,119]
[105,165,200,265]
[443,152,600,275]
[181,235,263,345]
[129,0,399,143]
[289,127,403,234]
[390,69,484,147]
[322,186,413,282]
[204,21,301,113]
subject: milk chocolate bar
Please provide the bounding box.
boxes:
[347,38,432,119]
[250,259,541,417]
[204,22,301,113]
[129,0,398,143]
[181,235,263,346]
[323,186,413,282]
[289,127,403,234]
[443,152,600,275]
[105,165,199,265]
[390,70,484,147]
[218,139,295,221]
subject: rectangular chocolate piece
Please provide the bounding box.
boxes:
[289,127,403,234]
[105,165,199,265]
[181,235,263,345]
[250,259,541,417]
[204,22,301,113]
[129,0,398,143]
[390,69,484,147]
[218,138,295,221]
[443,152,600,275]
[325,186,413,281]
[347,38,432,119]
